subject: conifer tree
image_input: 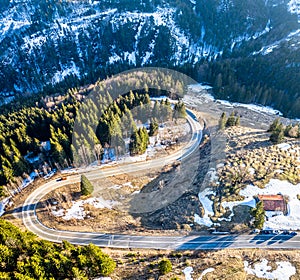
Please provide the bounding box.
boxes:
[226,112,236,127]
[173,101,186,119]
[158,258,172,275]
[129,128,149,155]
[153,100,161,121]
[251,201,265,229]
[50,138,66,167]
[160,99,172,122]
[80,175,94,196]
[270,127,284,144]
[149,120,159,136]
[139,127,149,153]
[268,118,281,132]
[235,115,240,126]
[219,112,226,130]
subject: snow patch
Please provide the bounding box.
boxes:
[194,189,214,227]
[244,259,296,280]
[288,0,300,18]
[22,35,47,53]
[52,209,65,217]
[182,267,193,280]
[124,51,136,65]
[217,0,234,13]
[53,197,119,220]
[199,268,215,280]
[221,196,256,221]
[188,83,213,92]
[277,143,291,150]
[216,99,282,116]
[0,197,11,217]
[252,29,300,56]
[51,62,80,85]
[182,266,215,280]
[207,168,218,183]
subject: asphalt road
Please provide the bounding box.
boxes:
[21,110,300,250]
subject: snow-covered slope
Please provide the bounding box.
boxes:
[0,0,299,98]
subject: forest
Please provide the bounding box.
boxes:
[0,219,116,279]
[0,70,186,198]
[202,55,300,118]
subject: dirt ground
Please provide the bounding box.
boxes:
[36,149,209,235]
[102,247,300,279]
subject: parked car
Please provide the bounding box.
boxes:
[260,230,275,235]
[57,177,67,182]
[282,230,297,236]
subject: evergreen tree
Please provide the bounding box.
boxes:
[160,99,172,122]
[0,186,5,198]
[235,115,240,126]
[250,201,265,229]
[121,108,136,138]
[284,124,293,137]
[268,118,281,132]
[137,101,148,123]
[219,112,226,130]
[80,175,94,196]
[270,128,284,144]
[173,101,187,119]
[50,139,66,167]
[129,128,149,156]
[129,130,142,156]
[0,219,116,278]
[139,127,149,153]
[149,120,159,136]
[152,100,161,121]
[226,112,236,127]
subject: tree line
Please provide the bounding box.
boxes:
[203,56,300,119]
[0,71,187,198]
[0,91,79,197]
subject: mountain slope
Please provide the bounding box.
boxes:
[0,0,299,116]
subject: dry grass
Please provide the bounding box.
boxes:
[101,248,300,279]
[210,126,300,226]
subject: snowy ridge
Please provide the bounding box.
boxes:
[0,0,299,94]
[109,7,221,65]
[5,5,221,85]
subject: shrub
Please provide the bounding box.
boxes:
[158,258,172,275]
